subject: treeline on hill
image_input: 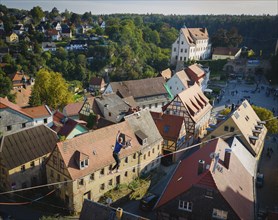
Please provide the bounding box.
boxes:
[0,5,277,100]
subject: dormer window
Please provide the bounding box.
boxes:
[258,121,266,126]
[135,130,148,146]
[249,136,258,145]
[255,125,263,130]
[252,129,261,137]
[75,150,89,170]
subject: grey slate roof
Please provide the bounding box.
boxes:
[80,199,149,220]
[0,124,58,170]
[95,93,130,116]
[124,109,163,149]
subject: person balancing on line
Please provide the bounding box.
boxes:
[109,130,131,174]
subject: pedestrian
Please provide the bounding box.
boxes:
[109,130,130,174]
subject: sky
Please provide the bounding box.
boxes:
[1,0,277,15]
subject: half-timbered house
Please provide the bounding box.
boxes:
[162,83,212,144]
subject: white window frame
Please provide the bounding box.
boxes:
[178,200,193,212]
[212,208,228,219]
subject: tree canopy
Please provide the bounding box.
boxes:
[252,105,278,134]
[29,69,73,109]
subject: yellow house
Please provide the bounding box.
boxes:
[203,100,267,161]
[46,109,163,214]
[0,125,58,190]
[6,33,19,43]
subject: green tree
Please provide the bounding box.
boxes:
[252,105,278,134]
[0,70,12,98]
[30,69,73,109]
[30,6,45,24]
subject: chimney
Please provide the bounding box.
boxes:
[198,160,205,175]
[116,207,123,220]
[224,149,232,169]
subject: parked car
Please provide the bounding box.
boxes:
[139,193,159,211]
[256,173,264,188]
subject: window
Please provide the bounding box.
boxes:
[22,123,26,128]
[133,167,136,173]
[157,145,160,150]
[230,127,235,132]
[180,56,183,61]
[100,168,105,176]
[21,165,25,172]
[109,112,111,116]
[181,49,183,53]
[224,126,229,131]
[60,160,64,169]
[185,49,187,53]
[181,41,184,44]
[243,102,247,108]
[64,178,68,186]
[125,157,128,163]
[125,171,128,177]
[50,169,54,177]
[133,153,136,159]
[100,183,105,190]
[178,200,193,212]
[30,161,35,168]
[149,104,152,109]
[90,173,95,180]
[152,148,155,154]
[143,105,145,109]
[205,189,213,198]
[174,47,176,52]
[7,125,12,131]
[148,151,150,157]
[155,103,158,108]
[163,140,168,146]
[79,179,84,185]
[245,116,249,121]
[44,118,47,124]
[109,179,113,186]
[143,154,146,160]
[53,156,57,165]
[212,208,228,219]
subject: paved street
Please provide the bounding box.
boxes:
[257,135,278,214]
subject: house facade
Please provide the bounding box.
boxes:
[46,110,163,213]
[212,47,242,60]
[170,27,211,68]
[204,100,267,161]
[155,138,255,220]
[163,83,212,143]
[42,42,57,52]
[185,64,209,91]
[6,33,19,43]
[0,125,58,190]
[0,97,53,135]
[104,77,173,113]
[151,112,186,165]
[89,77,106,93]
[166,70,191,97]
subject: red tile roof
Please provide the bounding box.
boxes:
[150,111,184,141]
[23,105,51,118]
[0,97,33,118]
[55,121,141,180]
[185,64,205,83]
[89,77,104,86]
[173,83,212,122]
[156,138,254,220]
[63,101,83,117]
